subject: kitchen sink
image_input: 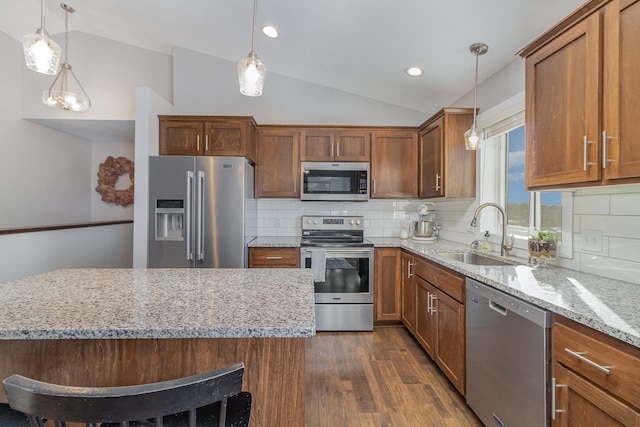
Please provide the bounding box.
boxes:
[438,252,516,267]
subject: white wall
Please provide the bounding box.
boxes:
[132,87,179,268]
[0,31,143,281]
[0,224,133,283]
[173,47,426,126]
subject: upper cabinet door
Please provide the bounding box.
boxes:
[300,129,370,161]
[334,130,371,161]
[256,128,301,198]
[203,121,247,158]
[370,130,418,198]
[525,12,601,189]
[159,120,204,155]
[419,119,444,198]
[418,108,475,199]
[602,0,640,181]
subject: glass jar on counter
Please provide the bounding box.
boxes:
[528,231,557,267]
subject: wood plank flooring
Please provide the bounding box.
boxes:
[306,326,483,427]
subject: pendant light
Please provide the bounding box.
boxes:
[464,43,488,150]
[23,0,62,75]
[42,3,91,112]
[237,0,266,97]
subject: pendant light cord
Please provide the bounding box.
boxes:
[472,51,479,129]
[250,0,257,55]
[40,0,46,30]
[64,7,69,62]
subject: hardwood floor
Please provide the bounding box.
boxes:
[306,326,483,427]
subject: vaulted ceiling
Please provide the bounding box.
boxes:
[1,0,586,113]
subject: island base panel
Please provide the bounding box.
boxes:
[0,337,305,427]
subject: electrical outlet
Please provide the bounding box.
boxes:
[582,229,602,252]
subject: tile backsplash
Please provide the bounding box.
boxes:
[257,184,640,285]
[256,199,430,238]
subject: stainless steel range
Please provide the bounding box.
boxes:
[300,215,374,331]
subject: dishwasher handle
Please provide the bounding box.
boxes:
[489,300,507,316]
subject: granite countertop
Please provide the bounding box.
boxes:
[369,237,640,349]
[248,237,301,247]
[0,268,315,340]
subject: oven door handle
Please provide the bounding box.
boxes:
[302,248,373,253]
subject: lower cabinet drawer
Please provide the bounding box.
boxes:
[553,316,640,409]
[414,257,464,303]
[249,247,300,268]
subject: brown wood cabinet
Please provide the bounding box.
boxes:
[248,247,300,268]
[374,248,401,322]
[370,130,418,198]
[551,315,640,425]
[301,129,371,162]
[521,0,640,190]
[256,128,301,198]
[411,255,466,395]
[400,251,416,333]
[159,116,257,161]
[418,108,475,199]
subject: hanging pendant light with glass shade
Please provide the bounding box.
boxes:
[23,0,62,75]
[464,43,488,150]
[42,3,90,112]
[238,0,266,97]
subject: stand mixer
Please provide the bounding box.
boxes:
[411,203,437,241]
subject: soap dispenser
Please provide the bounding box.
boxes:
[481,230,491,251]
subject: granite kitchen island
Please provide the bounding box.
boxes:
[0,268,315,427]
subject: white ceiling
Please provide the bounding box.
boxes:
[2,0,585,114]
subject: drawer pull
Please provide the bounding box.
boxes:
[265,256,284,260]
[564,348,612,375]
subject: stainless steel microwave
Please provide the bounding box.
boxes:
[300,162,369,201]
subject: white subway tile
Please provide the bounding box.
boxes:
[603,216,640,239]
[609,237,640,262]
[573,194,610,215]
[579,253,640,285]
[611,193,640,215]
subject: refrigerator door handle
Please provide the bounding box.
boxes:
[197,170,205,261]
[186,171,194,261]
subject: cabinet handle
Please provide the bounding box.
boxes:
[205,135,209,152]
[564,348,612,375]
[293,178,297,193]
[266,256,284,260]
[407,261,414,278]
[373,179,377,194]
[551,377,567,420]
[435,173,441,191]
[428,293,437,315]
[331,142,334,158]
[583,136,594,170]
[197,135,200,152]
[336,142,340,158]
[602,131,614,169]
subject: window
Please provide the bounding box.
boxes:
[478,95,572,257]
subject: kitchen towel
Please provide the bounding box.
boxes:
[310,248,327,282]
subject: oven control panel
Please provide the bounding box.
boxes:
[302,215,364,230]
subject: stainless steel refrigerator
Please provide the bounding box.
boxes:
[148,156,256,268]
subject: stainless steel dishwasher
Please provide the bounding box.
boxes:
[466,278,551,427]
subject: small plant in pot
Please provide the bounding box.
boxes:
[528,231,557,265]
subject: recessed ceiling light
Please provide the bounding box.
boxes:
[405,66,424,77]
[262,26,279,38]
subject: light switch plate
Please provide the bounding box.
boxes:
[582,229,602,252]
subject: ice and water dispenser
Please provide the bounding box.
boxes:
[155,200,184,241]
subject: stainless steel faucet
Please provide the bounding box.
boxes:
[470,203,514,256]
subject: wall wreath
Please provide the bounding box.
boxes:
[95,156,135,207]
